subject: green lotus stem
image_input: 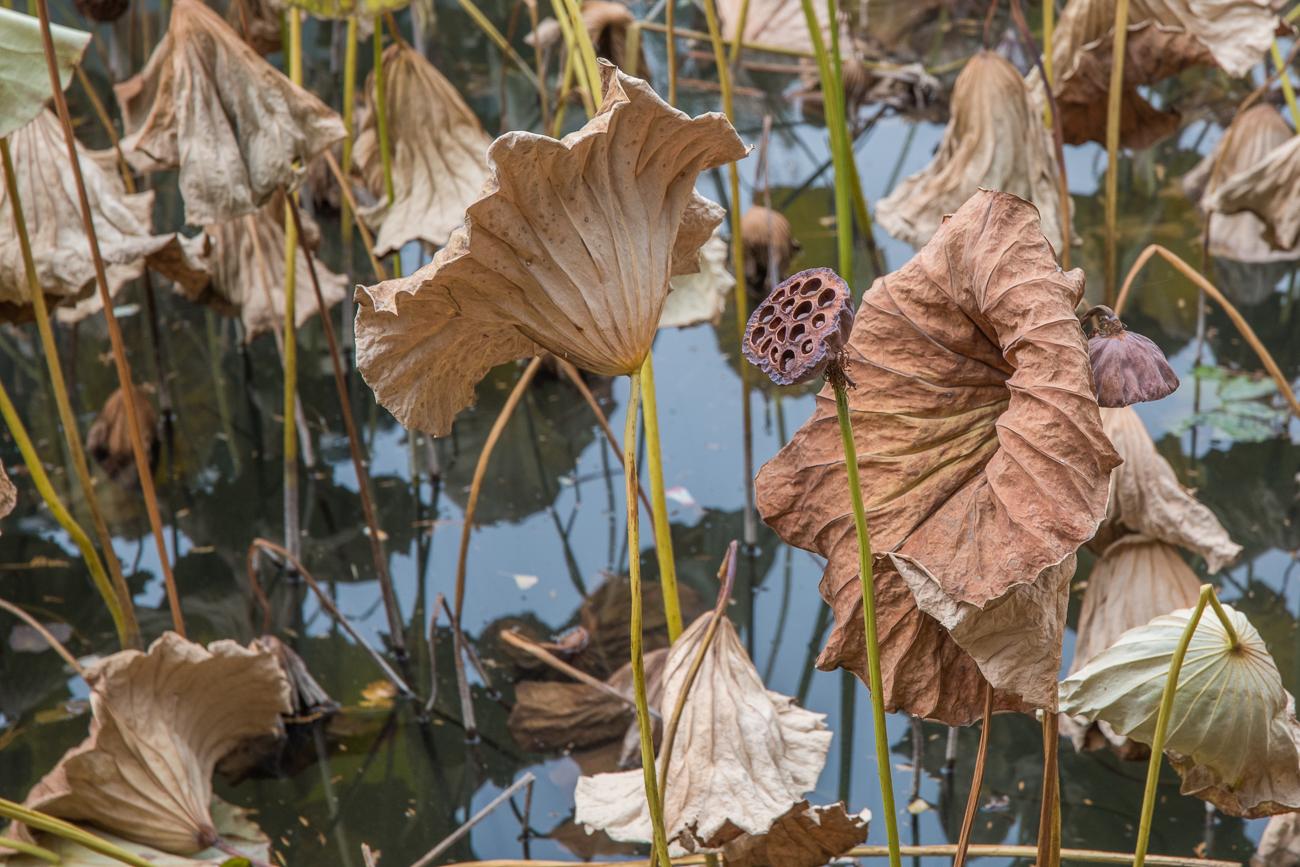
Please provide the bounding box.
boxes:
[1103,0,1129,305]
[557,0,601,103]
[798,0,853,278]
[1271,40,1300,131]
[639,350,682,641]
[833,381,901,867]
[0,137,138,651]
[726,0,751,65]
[665,0,676,104]
[0,799,155,867]
[372,14,400,279]
[625,371,671,867]
[341,16,358,267]
[1133,585,1238,867]
[552,48,578,136]
[0,836,60,864]
[450,0,542,89]
[1042,0,1054,87]
[283,9,302,560]
[552,0,596,118]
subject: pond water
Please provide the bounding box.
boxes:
[2,1,1299,864]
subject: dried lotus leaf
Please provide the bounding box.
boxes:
[0,9,89,138]
[0,456,13,528]
[716,0,841,57]
[353,64,747,435]
[1204,130,1300,255]
[1252,813,1300,867]
[660,227,733,330]
[755,190,1119,724]
[720,801,871,867]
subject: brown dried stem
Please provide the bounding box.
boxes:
[0,599,87,679]
[73,64,134,194]
[321,150,388,280]
[953,682,994,867]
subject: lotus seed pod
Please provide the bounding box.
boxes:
[743,268,854,386]
[1086,306,1179,407]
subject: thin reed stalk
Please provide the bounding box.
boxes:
[73,64,134,192]
[526,0,549,131]
[341,17,358,275]
[373,15,399,278]
[322,151,388,279]
[552,48,580,135]
[1103,0,1131,303]
[638,351,682,641]
[1271,39,1300,130]
[0,800,158,867]
[552,0,596,116]
[283,10,302,563]
[557,0,601,96]
[450,0,542,88]
[34,0,184,636]
[726,0,751,65]
[665,0,676,104]
[953,682,994,867]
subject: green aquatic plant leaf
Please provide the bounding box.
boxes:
[0,8,89,139]
[1061,602,1300,818]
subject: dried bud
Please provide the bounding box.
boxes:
[73,0,129,23]
[1085,306,1179,407]
[743,268,854,386]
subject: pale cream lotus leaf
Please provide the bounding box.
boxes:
[113,0,346,226]
[353,43,492,256]
[892,552,1074,711]
[21,631,292,854]
[0,457,14,529]
[354,64,747,436]
[1060,603,1300,818]
[1204,130,1300,256]
[660,227,733,329]
[1252,813,1300,867]
[0,8,90,138]
[1183,105,1298,264]
[720,801,871,867]
[876,51,1064,252]
[1095,406,1241,573]
[0,111,209,323]
[573,613,832,850]
[716,0,841,57]
[182,191,347,342]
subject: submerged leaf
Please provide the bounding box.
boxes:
[113,0,345,225]
[353,43,492,256]
[660,228,733,330]
[1060,603,1300,818]
[0,8,89,139]
[1204,125,1300,256]
[20,632,291,854]
[353,64,746,435]
[573,613,831,850]
[754,190,1119,724]
[876,51,1065,252]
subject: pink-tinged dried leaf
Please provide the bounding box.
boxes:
[354,64,746,435]
[0,457,14,529]
[754,190,1120,724]
[21,632,291,854]
[1093,406,1241,573]
[353,43,493,256]
[720,801,870,867]
[877,51,1065,252]
[0,111,208,323]
[1183,105,1296,264]
[1089,330,1179,407]
[113,0,345,226]
[743,268,853,386]
[1204,127,1300,255]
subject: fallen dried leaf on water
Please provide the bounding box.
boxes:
[755,190,1120,725]
[876,51,1065,252]
[660,228,733,330]
[1183,105,1298,264]
[18,631,291,853]
[1253,813,1300,867]
[574,612,831,851]
[1061,603,1300,818]
[113,0,345,226]
[0,111,207,324]
[720,801,870,867]
[182,189,347,341]
[1204,125,1300,256]
[354,64,746,436]
[741,206,799,303]
[86,386,158,490]
[0,8,89,138]
[353,42,492,256]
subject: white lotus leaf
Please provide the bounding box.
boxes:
[353,42,492,256]
[0,8,89,138]
[660,227,733,330]
[1252,813,1300,867]
[1060,602,1300,818]
[0,110,209,323]
[1095,406,1241,573]
[1183,105,1298,264]
[353,63,746,436]
[573,612,832,850]
[20,632,292,854]
[113,0,346,226]
[877,51,1064,252]
[1204,129,1300,256]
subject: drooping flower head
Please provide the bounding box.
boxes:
[1084,305,1179,407]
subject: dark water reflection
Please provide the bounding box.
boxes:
[3,0,1300,864]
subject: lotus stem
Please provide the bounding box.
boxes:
[1042,0,1053,86]
[73,64,134,193]
[636,21,818,59]
[639,351,682,641]
[665,0,676,104]
[846,158,885,280]
[0,799,156,867]
[1038,711,1061,867]
[283,11,302,566]
[322,151,388,279]
[341,16,358,272]
[824,0,853,280]
[832,379,901,867]
[953,682,994,867]
[205,311,241,474]
[1133,585,1231,867]
[553,5,596,118]
[0,137,139,649]
[372,14,399,278]
[1103,0,1130,304]
[34,0,184,636]
[450,0,542,89]
[1270,40,1300,131]
[623,370,673,867]
[552,48,579,135]
[1114,245,1300,420]
[0,836,60,864]
[726,0,751,65]
[453,356,545,624]
[0,599,87,678]
[286,198,406,658]
[557,0,601,101]
[525,0,549,133]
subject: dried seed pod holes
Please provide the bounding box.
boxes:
[743,268,854,386]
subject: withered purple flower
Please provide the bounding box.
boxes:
[743,268,854,386]
[1085,305,1179,407]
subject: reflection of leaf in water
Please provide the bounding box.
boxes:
[1183,436,1300,565]
[1179,365,1286,442]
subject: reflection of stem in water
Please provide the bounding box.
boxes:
[796,602,832,706]
[520,387,588,595]
[602,437,616,571]
[283,10,303,569]
[761,544,792,684]
[437,595,478,740]
[409,772,537,867]
[839,668,856,805]
[205,311,241,474]
[953,683,993,867]
[884,122,917,199]
[910,715,923,861]
[313,720,355,867]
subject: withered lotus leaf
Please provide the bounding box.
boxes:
[876,51,1065,252]
[87,386,158,489]
[21,632,291,854]
[0,457,13,528]
[1183,105,1297,264]
[0,111,208,323]
[573,613,831,851]
[1089,322,1179,407]
[659,227,733,330]
[113,0,346,226]
[1253,814,1300,867]
[224,0,283,56]
[740,205,799,302]
[717,0,839,57]
[720,801,871,867]
[0,8,90,138]
[353,43,493,256]
[743,268,853,387]
[354,63,747,436]
[1204,126,1300,255]
[754,190,1120,725]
